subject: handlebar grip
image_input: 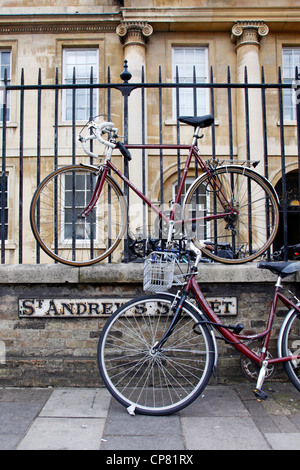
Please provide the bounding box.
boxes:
[116,141,132,161]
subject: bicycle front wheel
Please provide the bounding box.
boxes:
[30,165,127,266]
[184,166,279,264]
[281,309,300,392]
[98,294,215,415]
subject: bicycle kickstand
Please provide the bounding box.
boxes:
[253,360,269,401]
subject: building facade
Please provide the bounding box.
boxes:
[1,0,300,263]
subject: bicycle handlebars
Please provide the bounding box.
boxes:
[78,120,131,161]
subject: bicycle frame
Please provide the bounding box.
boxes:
[187,273,300,367]
[81,142,237,231]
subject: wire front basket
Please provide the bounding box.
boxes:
[143,252,178,292]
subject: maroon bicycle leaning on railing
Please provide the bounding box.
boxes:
[30,115,279,266]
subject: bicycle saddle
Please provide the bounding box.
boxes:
[178,115,214,128]
[257,260,300,277]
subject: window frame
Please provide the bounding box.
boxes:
[282,46,300,122]
[0,49,11,122]
[172,46,209,119]
[62,47,99,122]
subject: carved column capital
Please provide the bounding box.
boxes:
[231,20,269,48]
[116,21,153,49]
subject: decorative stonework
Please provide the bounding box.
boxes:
[0,22,117,35]
[231,20,269,48]
[116,21,153,48]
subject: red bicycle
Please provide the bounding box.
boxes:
[98,244,300,415]
[30,116,279,266]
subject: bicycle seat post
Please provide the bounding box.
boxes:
[192,126,201,147]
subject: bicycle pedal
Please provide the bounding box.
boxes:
[253,388,268,401]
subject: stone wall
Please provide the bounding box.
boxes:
[0,263,299,387]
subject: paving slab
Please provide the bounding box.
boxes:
[181,416,270,450]
[39,388,111,418]
[17,417,106,450]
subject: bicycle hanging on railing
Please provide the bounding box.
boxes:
[30,114,279,266]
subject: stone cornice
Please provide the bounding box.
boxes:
[121,6,300,32]
[0,14,120,35]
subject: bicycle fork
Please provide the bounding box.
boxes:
[151,291,188,354]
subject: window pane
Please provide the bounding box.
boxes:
[283,47,300,120]
[172,47,209,117]
[63,173,96,240]
[63,48,98,121]
[0,50,11,122]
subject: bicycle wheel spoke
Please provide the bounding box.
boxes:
[184,166,279,263]
[98,295,214,415]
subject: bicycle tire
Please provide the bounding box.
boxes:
[97,293,215,416]
[280,309,300,392]
[183,165,279,264]
[30,165,127,266]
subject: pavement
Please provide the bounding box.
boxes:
[1,382,300,452]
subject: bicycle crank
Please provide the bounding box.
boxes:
[240,345,275,382]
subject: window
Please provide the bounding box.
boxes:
[173,177,209,239]
[0,175,8,240]
[62,172,96,241]
[172,47,209,118]
[63,48,98,121]
[0,50,11,122]
[282,47,300,121]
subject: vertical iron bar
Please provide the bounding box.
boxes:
[1,69,7,264]
[89,66,94,260]
[244,67,252,254]
[107,66,111,120]
[141,66,147,249]
[36,68,42,264]
[18,69,24,263]
[121,60,130,263]
[176,66,180,187]
[261,66,271,260]
[210,66,216,162]
[107,66,112,263]
[278,66,288,260]
[227,66,233,163]
[261,67,269,179]
[193,66,199,181]
[71,67,76,261]
[295,66,300,251]
[54,68,59,260]
[159,66,164,206]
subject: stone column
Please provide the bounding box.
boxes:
[116,21,153,238]
[231,21,269,170]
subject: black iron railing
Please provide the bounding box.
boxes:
[0,61,299,263]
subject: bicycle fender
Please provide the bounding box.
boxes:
[184,164,279,207]
[227,165,280,205]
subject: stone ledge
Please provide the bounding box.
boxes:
[0,262,297,284]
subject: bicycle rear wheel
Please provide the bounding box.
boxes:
[30,165,127,266]
[183,166,279,264]
[98,294,215,415]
